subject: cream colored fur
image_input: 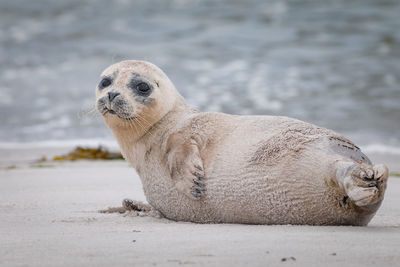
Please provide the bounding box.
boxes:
[96,60,389,226]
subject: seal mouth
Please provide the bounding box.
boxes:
[102,108,135,121]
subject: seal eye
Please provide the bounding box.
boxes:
[99,77,112,89]
[136,82,150,93]
[128,77,152,96]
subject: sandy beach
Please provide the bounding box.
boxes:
[1,146,399,267]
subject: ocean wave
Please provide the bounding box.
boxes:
[0,0,399,148]
[361,144,400,155]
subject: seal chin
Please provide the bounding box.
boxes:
[103,109,136,121]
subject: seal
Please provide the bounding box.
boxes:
[96,60,389,225]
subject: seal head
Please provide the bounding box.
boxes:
[95,60,178,139]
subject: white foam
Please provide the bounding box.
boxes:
[0,139,119,150]
[361,143,400,155]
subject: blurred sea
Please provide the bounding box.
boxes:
[0,0,399,153]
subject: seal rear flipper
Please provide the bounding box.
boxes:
[166,133,206,200]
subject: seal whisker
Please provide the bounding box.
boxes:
[137,115,154,128]
[127,121,136,135]
[135,116,155,139]
[136,113,158,134]
[125,117,138,135]
[138,115,158,139]
[79,104,101,119]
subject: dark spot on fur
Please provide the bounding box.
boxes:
[135,96,154,106]
[329,136,371,164]
[145,147,152,160]
[340,196,349,207]
[329,136,360,150]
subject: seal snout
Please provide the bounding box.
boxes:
[96,90,134,120]
[108,91,120,102]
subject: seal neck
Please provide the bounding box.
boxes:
[140,94,195,141]
[111,93,194,151]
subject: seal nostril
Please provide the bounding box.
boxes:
[108,91,120,102]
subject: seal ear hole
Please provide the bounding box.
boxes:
[99,77,112,89]
[155,81,160,87]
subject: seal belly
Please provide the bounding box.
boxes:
[139,117,366,224]
[139,131,326,224]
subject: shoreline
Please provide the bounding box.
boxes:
[1,144,399,173]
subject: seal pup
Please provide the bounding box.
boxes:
[96,60,389,225]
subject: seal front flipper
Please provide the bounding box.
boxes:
[166,133,206,200]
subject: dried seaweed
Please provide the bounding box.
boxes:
[52,146,123,161]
